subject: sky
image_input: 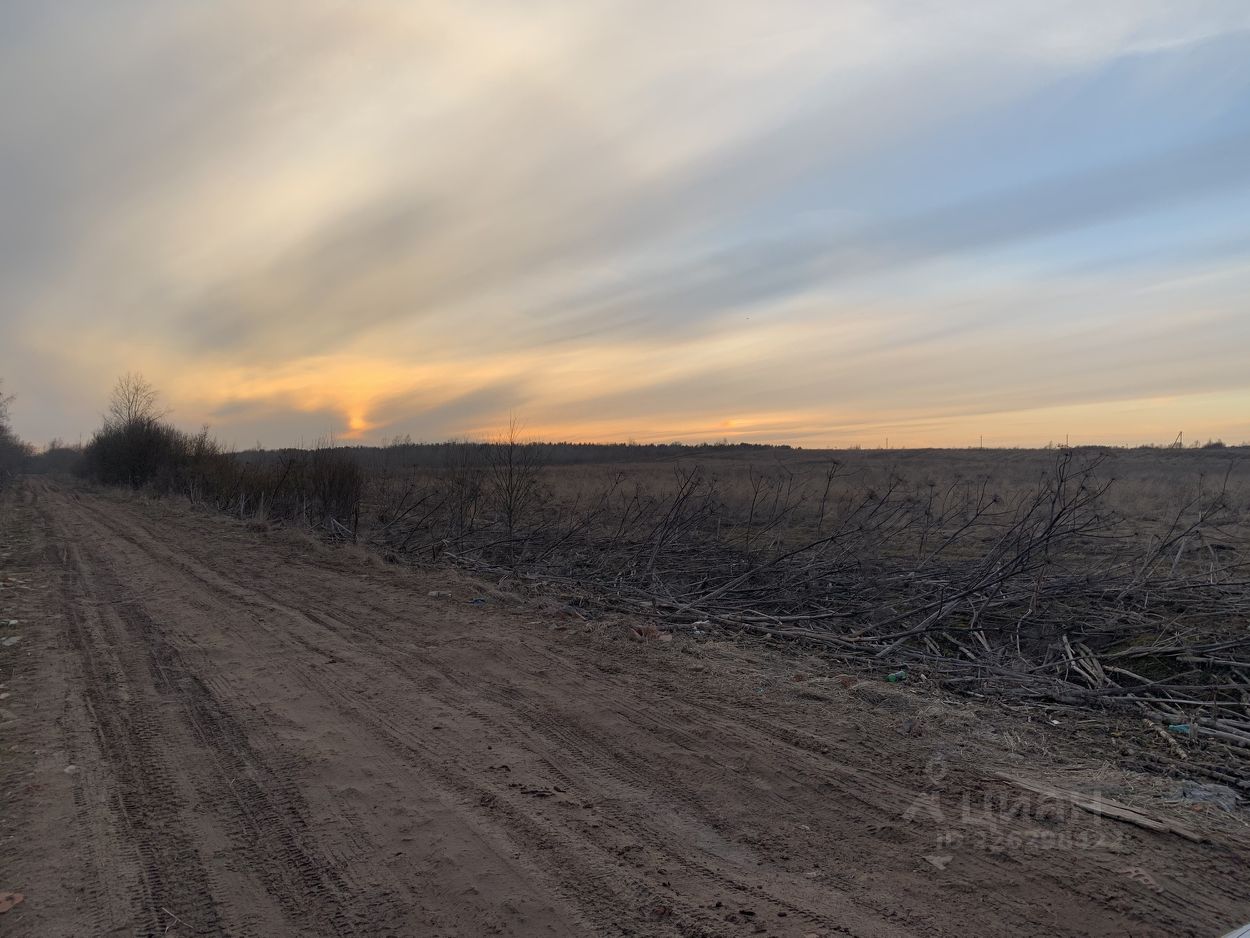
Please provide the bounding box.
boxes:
[2,1,1249,449]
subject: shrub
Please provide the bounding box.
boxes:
[77,376,364,531]
[0,382,32,487]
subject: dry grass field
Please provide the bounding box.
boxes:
[353,445,1250,728]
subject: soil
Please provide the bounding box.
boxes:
[1,479,1247,937]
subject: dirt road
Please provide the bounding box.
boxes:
[1,480,1247,937]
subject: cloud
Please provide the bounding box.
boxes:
[1,1,1249,446]
[528,128,1250,343]
[366,380,536,441]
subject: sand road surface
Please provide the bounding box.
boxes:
[1,480,1247,937]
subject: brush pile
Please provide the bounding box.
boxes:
[376,449,1250,784]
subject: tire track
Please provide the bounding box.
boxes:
[44,523,229,936]
[64,488,887,936]
[39,490,408,936]
[23,481,1250,938]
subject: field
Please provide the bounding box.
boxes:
[3,447,1250,936]
[355,445,1250,744]
[8,6,1250,936]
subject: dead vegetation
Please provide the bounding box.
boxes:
[0,380,33,489]
[54,377,1250,791]
[356,445,1250,791]
[13,477,1249,937]
[76,376,365,527]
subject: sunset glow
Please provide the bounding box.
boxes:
[3,2,1249,447]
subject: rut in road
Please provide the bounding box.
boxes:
[3,479,1249,938]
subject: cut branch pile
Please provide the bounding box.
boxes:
[373,450,1250,785]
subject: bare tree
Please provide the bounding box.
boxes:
[485,415,544,565]
[0,379,32,485]
[0,379,11,428]
[105,372,164,429]
[439,439,483,541]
